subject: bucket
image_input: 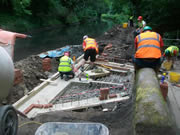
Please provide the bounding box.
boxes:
[162,60,172,70]
[169,72,180,83]
[123,23,128,28]
[35,122,109,135]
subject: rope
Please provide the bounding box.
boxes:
[18,121,42,128]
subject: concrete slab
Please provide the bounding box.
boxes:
[27,94,130,118]
[13,72,74,113]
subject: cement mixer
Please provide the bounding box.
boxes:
[0,46,18,135]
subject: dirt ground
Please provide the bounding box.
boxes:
[11,25,136,135]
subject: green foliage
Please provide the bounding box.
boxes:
[0,0,180,33]
[12,0,32,16]
[101,0,132,25]
[66,13,79,24]
[101,13,129,24]
[131,0,180,32]
[74,0,109,23]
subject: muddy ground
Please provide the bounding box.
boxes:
[11,25,136,135]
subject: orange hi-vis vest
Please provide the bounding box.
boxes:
[84,38,98,53]
[135,32,161,58]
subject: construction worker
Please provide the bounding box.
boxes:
[134,16,146,37]
[82,35,99,68]
[129,15,134,27]
[132,26,164,72]
[58,51,77,81]
[163,46,179,68]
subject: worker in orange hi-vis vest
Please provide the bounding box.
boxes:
[132,26,164,73]
[81,35,99,69]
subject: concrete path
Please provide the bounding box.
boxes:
[166,60,180,133]
[13,72,73,115]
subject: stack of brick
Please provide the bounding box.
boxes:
[14,69,23,85]
[99,88,109,100]
[42,58,51,71]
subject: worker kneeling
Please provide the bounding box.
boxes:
[163,46,179,69]
[132,26,164,73]
[58,51,76,81]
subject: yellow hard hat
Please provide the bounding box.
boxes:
[163,73,166,76]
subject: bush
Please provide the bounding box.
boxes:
[101,13,129,24]
[66,13,80,25]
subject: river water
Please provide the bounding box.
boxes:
[14,22,112,61]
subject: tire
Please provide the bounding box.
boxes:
[0,105,18,135]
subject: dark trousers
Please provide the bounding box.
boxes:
[59,71,74,79]
[129,20,134,27]
[132,56,163,73]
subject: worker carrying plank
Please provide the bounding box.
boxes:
[81,35,99,68]
[132,26,164,73]
[58,51,77,81]
[163,45,179,69]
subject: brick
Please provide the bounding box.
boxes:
[99,96,107,100]
[14,69,23,85]
[100,88,109,100]
[42,58,51,71]
[160,82,168,101]
[109,94,117,99]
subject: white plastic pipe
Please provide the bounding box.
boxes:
[0,46,14,100]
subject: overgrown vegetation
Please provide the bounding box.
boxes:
[0,0,180,36]
[0,0,109,31]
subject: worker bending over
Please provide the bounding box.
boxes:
[82,35,99,68]
[132,26,164,73]
[163,46,179,68]
[58,51,76,81]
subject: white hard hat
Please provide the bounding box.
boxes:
[83,35,88,40]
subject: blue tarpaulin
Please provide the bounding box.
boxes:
[39,46,70,58]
